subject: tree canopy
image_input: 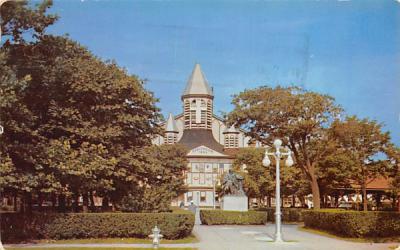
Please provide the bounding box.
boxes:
[0,0,186,212]
[228,86,342,209]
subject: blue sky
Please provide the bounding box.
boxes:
[45,0,400,145]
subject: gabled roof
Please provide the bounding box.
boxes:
[182,64,213,97]
[165,113,178,132]
[178,129,224,154]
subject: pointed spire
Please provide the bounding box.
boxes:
[165,113,178,132]
[182,63,213,97]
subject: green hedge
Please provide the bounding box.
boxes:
[200,210,267,225]
[303,209,400,237]
[255,208,304,222]
[1,211,194,243]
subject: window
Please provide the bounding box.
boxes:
[192,163,199,172]
[199,163,205,172]
[165,134,177,144]
[225,134,238,148]
[205,163,212,172]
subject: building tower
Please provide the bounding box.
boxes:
[223,125,239,148]
[182,64,213,130]
[164,113,179,144]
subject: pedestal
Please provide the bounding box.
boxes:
[222,195,248,211]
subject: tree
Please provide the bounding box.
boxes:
[44,139,117,212]
[315,150,357,207]
[227,86,342,209]
[330,116,392,211]
[120,144,188,212]
[1,0,57,45]
[232,148,274,205]
[386,146,400,211]
[1,0,165,212]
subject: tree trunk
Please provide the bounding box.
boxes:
[58,194,66,213]
[310,175,321,209]
[102,196,109,211]
[51,194,57,212]
[375,193,382,210]
[38,192,43,212]
[292,195,296,207]
[299,196,306,207]
[362,183,368,211]
[13,194,18,212]
[73,194,79,212]
[267,196,271,207]
[25,192,32,214]
[82,193,89,213]
[89,192,95,212]
[20,195,25,213]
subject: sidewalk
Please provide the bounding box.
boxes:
[192,224,397,250]
[4,243,199,248]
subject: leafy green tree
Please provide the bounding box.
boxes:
[232,148,274,205]
[227,86,342,209]
[315,150,357,207]
[280,163,311,207]
[120,144,188,212]
[330,116,392,211]
[44,139,117,212]
[232,147,310,208]
[386,146,400,211]
[1,0,167,212]
[1,0,57,45]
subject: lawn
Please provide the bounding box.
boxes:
[299,226,400,243]
[6,248,197,250]
[34,234,198,244]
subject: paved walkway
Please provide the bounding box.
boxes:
[4,225,399,250]
[193,224,398,250]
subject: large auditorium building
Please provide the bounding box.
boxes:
[152,64,260,207]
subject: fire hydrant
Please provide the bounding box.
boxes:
[149,225,163,249]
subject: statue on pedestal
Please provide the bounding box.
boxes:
[222,169,245,196]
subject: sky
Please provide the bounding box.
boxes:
[43,0,400,145]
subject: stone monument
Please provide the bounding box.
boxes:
[221,169,248,211]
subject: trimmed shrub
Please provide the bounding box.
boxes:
[1,211,194,243]
[303,209,400,238]
[255,208,304,222]
[200,210,267,225]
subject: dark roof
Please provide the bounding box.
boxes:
[223,148,240,156]
[178,129,225,154]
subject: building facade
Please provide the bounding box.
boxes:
[152,64,258,207]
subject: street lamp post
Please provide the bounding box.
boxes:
[262,139,294,243]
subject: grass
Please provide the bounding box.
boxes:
[6,248,197,250]
[299,226,400,243]
[32,234,198,244]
